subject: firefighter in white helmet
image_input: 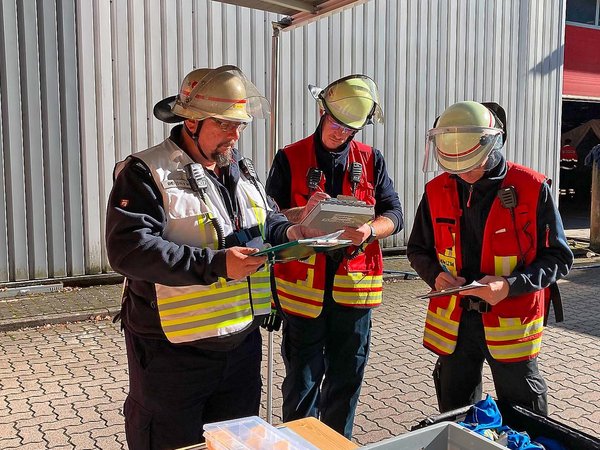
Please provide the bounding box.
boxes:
[407,101,573,415]
[265,75,403,439]
[106,65,321,449]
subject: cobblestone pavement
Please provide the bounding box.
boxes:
[0,260,599,449]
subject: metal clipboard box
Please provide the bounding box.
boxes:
[300,198,374,234]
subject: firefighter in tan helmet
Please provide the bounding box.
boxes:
[106,65,321,449]
[408,101,573,415]
[265,75,403,439]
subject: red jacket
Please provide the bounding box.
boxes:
[273,136,383,318]
[423,163,548,362]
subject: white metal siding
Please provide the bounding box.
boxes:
[0,0,565,282]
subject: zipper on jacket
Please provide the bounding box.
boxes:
[545,224,550,248]
[467,185,474,208]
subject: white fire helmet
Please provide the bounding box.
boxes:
[153,65,270,124]
[423,101,506,174]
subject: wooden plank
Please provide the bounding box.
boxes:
[282,417,359,450]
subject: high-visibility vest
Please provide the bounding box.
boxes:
[124,139,271,343]
[423,163,549,362]
[273,136,383,318]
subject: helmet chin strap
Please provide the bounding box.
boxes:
[184,121,212,163]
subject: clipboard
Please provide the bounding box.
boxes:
[417,281,487,299]
[254,237,352,263]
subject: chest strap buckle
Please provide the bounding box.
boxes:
[460,296,492,313]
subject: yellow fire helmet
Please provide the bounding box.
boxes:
[309,74,384,130]
[424,101,506,174]
[153,65,270,124]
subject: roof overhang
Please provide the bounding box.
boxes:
[212,0,369,31]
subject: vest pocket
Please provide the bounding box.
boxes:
[165,190,203,219]
[274,260,311,282]
[344,247,382,274]
[434,222,455,255]
[492,290,544,319]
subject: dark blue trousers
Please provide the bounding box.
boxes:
[281,298,372,439]
[123,328,262,450]
[436,310,548,415]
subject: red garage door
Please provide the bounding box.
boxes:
[564,25,600,100]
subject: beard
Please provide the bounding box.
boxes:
[213,144,234,168]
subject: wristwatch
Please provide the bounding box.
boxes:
[365,224,377,244]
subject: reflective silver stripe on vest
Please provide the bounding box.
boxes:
[156,280,253,342]
[249,268,271,315]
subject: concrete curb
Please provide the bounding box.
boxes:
[0,307,120,332]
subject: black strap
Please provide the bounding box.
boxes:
[270,269,284,315]
[224,224,262,247]
[546,282,564,325]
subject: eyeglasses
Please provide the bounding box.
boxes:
[211,118,248,133]
[325,114,355,135]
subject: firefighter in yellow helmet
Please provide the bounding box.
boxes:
[106,65,321,449]
[407,101,573,416]
[265,75,403,439]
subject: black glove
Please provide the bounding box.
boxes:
[261,308,282,332]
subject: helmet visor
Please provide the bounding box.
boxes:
[173,65,270,122]
[423,126,504,174]
[321,76,383,129]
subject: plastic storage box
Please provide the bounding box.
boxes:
[361,421,506,450]
[412,401,600,450]
[203,416,318,450]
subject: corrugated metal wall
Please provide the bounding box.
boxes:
[0,0,565,283]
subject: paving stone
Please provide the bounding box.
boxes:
[0,438,25,449]
[0,422,18,440]
[67,432,95,449]
[42,428,72,448]
[18,424,45,445]
[0,259,598,449]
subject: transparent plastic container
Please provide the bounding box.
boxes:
[203,416,318,450]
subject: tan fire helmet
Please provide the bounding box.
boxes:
[423,101,507,174]
[308,74,384,130]
[153,65,270,124]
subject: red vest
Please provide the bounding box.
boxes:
[273,136,383,318]
[560,145,578,161]
[423,163,549,362]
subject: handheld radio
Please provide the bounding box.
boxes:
[239,157,269,209]
[184,163,208,201]
[306,167,323,193]
[349,162,363,195]
[497,186,517,209]
[239,157,258,182]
